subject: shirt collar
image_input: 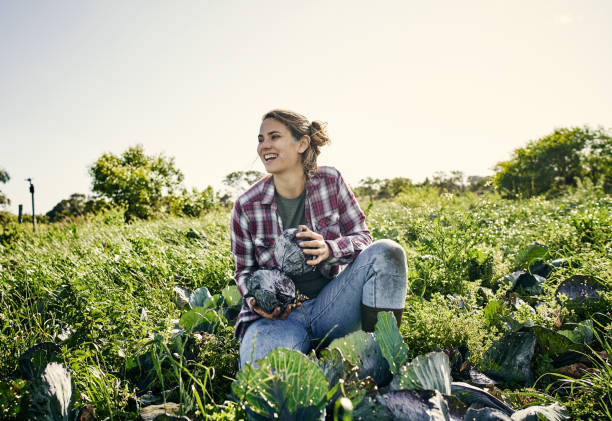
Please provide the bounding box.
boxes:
[260,176,276,205]
[260,172,321,205]
[306,173,321,196]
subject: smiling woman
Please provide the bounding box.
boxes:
[230,109,408,369]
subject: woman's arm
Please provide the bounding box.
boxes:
[325,171,372,265]
[230,200,256,298]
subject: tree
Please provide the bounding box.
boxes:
[431,171,465,193]
[46,193,111,222]
[355,177,383,201]
[493,126,612,198]
[166,186,215,217]
[377,177,412,199]
[90,145,184,220]
[466,175,492,193]
[0,168,9,207]
[220,170,266,204]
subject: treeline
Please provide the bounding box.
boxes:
[354,126,611,201]
[353,172,491,201]
[1,125,611,227]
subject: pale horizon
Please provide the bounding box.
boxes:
[1,1,611,214]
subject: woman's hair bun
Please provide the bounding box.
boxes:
[309,120,331,148]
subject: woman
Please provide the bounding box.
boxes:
[231,109,407,369]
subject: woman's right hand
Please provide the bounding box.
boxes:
[247,297,301,320]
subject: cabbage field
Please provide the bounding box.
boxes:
[1,183,610,420]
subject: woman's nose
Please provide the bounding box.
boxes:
[260,137,272,148]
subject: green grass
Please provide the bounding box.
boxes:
[1,184,610,419]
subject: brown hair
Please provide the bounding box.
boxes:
[262,109,331,178]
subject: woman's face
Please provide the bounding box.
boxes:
[258,118,307,176]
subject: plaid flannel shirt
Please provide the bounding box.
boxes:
[230,166,372,340]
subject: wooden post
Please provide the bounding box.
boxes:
[26,178,37,232]
[18,204,23,224]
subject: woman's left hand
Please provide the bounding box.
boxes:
[296,225,331,265]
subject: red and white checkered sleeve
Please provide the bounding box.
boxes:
[230,200,256,297]
[326,172,372,264]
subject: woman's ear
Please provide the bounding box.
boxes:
[297,135,311,154]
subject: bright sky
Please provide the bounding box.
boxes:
[1,1,611,214]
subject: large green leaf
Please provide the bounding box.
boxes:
[375,311,409,375]
[222,284,242,307]
[28,362,74,421]
[481,332,536,384]
[528,326,584,355]
[179,306,226,333]
[390,351,452,395]
[511,403,569,421]
[317,348,375,410]
[555,275,606,303]
[514,243,548,269]
[189,286,215,309]
[378,390,456,421]
[352,395,394,421]
[483,333,534,381]
[558,320,594,345]
[499,271,546,295]
[451,382,514,416]
[232,348,328,421]
[499,271,523,290]
[328,330,392,386]
[515,273,546,295]
[17,342,61,381]
[464,407,512,420]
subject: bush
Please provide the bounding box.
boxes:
[400,294,497,363]
[166,187,215,217]
[493,126,612,198]
[90,144,184,221]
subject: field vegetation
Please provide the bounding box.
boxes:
[0,126,611,419]
[1,180,610,419]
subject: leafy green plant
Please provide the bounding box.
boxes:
[547,318,612,419]
[401,294,495,362]
[390,351,451,394]
[514,242,549,270]
[0,220,21,248]
[232,348,330,420]
[375,311,408,375]
[0,379,28,419]
[466,248,494,283]
[328,330,391,386]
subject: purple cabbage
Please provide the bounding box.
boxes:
[273,228,316,277]
[245,269,298,314]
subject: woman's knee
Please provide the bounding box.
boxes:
[239,318,310,369]
[360,240,407,309]
[364,239,407,275]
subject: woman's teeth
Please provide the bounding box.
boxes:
[264,154,278,162]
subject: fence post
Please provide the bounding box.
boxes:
[26,178,37,232]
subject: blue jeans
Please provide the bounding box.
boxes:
[239,239,407,369]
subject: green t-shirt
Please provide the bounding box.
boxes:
[275,189,330,298]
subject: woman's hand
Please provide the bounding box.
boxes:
[247,297,301,320]
[296,225,331,265]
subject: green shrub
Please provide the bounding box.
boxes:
[400,294,498,363]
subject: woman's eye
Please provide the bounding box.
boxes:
[258,138,264,143]
[271,135,279,139]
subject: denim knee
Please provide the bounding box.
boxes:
[364,239,407,276]
[239,318,310,369]
[360,239,407,308]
